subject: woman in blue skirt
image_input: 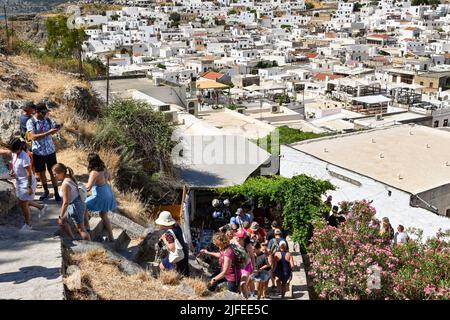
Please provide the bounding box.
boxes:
[85,153,117,241]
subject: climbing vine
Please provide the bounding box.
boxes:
[219,175,335,252]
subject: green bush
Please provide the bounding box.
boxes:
[256,126,334,153]
[220,175,335,252]
[94,100,177,203]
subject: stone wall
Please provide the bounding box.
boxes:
[0,180,18,224]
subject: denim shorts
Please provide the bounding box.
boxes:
[250,270,271,282]
[162,257,176,270]
[68,197,86,225]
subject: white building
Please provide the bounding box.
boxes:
[280,125,450,239]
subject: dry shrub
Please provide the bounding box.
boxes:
[182,277,210,297]
[98,148,121,178]
[67,250,193,300]
[52,106,97,146]
[8,55,88,102]
[55,148,89,182]
[114,188,149,226]
[159,270,183,286]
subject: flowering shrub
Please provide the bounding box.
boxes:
[392,230,450,300]
[308,200,450,300]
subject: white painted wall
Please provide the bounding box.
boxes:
[280,145,450,239]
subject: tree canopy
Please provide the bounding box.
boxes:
[45,15,87,58]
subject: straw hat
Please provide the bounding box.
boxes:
[155,211,176,226]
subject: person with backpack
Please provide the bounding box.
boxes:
[84,153,117,242]
[19,103,35,139]
[268,228,289,253]
[273,240,294,298]
[230,208,252,228]
[156,211,190,277]
[201,232,240,293]
[4,138,47,232]
[52,163,91,240]
[231,229,256,298]
[26,103,61,201]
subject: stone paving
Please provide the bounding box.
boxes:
[0,196,65,300]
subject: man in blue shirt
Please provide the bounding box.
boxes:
[229,207,253,228]
[26,103,61,201]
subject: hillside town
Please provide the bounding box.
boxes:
[77,0,450,227]
[0,0,449,302]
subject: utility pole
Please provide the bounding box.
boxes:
[106,55,110,107]
[77,32,83,78]
[3,4,9,60]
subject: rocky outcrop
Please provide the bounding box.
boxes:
[24,15,48,46]
[0,60,37,93]
[133,228,166,264]
[0,100,32,142]
[63,86,100,119]
[0,180,18,224]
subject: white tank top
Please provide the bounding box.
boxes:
[59,178,79,203]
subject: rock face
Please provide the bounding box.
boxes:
[0,180,18,224]
[0,100,29,142]
[24,15,48,46]
[63,86,100,119]
[134,229,166,264]
[0,60,37,93]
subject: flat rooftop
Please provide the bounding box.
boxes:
[289,125,450,194]
[199,109,275,140]
[353,111,429,127]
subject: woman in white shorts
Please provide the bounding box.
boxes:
[6,138,47,232]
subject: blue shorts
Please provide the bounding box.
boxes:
[250,270,271,282]
[68,197,86,225]
[162,257,176,270]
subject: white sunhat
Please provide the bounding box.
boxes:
[155,211,176,226]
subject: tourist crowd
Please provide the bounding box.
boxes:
[0,102,118,241]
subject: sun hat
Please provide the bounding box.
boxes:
[250,222,259,231]
[236,229,248,239]
[274,228,282,235]
[235,208,244,215]
[155,211,176,226]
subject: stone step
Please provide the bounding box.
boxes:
[113,229,131,252]
[89,217,104,241]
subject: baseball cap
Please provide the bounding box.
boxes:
[236,229,248,239]
[274,228,282,235]
[35,102,49,113]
